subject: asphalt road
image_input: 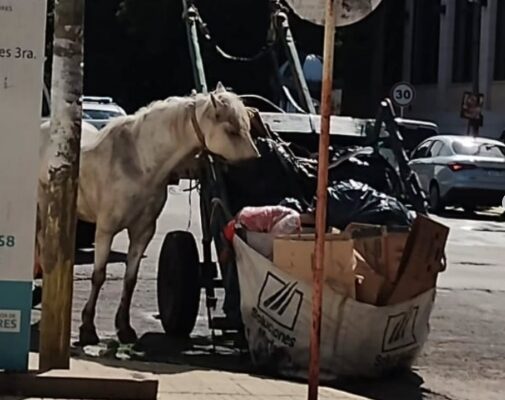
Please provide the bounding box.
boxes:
[45,180,504,400]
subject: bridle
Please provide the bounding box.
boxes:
[189,101,208,152]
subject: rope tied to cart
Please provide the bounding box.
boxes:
[183,0,281,63]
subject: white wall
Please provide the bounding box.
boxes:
[403,82,505,138]
[400,0,504,139]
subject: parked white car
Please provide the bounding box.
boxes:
[42,84,126,130]
[82,96,127,129]
[409,135,505,212]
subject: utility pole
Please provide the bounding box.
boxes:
[39,0,84,371]
[469,0,482,137]
[309,0,338,399]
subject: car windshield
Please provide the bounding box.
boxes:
[451,140,505,158]
[83,109,123,120]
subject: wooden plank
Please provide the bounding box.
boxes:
[258,112,373,137]
[260,112,313,133]
[0,373,158,400]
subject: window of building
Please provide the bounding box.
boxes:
[411,0,441,84]
[494,1,505,80]
[382,1,405,85]
[452,0,474,83]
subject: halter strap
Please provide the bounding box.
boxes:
[189,102,207,151]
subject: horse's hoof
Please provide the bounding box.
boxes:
[79,325,100,346]
[117,327,138,344]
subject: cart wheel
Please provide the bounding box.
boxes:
[157,231,201,337]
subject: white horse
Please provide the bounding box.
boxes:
[37,83,259,345]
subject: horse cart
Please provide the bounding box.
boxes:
[35,0,428,347]
[152,0,428,342]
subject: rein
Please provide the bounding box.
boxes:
[189,101,208,152]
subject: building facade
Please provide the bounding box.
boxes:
[341,0,505,139]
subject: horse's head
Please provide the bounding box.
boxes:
[197,83,260,162]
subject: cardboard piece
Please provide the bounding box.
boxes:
[269,214,448,307]
[385,215,449,305]
[354,251,386,305]
[345,223,409,283]
[273,233,357,298]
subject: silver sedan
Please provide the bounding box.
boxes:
[408,135,505,212]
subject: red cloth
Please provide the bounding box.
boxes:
[224,206,301,242]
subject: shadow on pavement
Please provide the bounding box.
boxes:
[28,328,429,400]
[68,332,253,375]
[336,371,429,400]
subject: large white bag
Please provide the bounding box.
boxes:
[234,236,435,381]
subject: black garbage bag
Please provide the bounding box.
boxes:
[328,147,401,196]
[222,137,316,215]
[316,179,413,230]
[278,197,305,213]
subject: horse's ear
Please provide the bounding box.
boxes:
[191,89,197,96]
[215,81,226,93]
[210,93,223,110]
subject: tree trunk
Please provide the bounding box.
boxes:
[39,0,84,371]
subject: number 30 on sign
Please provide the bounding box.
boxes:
[0,235,16,247]
[391,82,416,108]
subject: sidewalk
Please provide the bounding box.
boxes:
[0,353,369,400]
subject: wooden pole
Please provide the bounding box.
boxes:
[39,0,84,371]
[308,0,338,399]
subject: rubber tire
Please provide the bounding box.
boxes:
[157,231,201,337]
[75,220,96,249]
[429,183,444,214]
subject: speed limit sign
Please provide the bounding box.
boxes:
[391,82,416,107]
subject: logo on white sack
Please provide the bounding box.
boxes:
[382,307,419,353]
[258,272,303,331]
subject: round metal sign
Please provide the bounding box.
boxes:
[391,82,416,107]
[285,0,383,27]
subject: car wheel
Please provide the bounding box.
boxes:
[429,183,444,214]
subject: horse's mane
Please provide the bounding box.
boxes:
[86,90,247,149]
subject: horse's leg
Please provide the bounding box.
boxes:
[115,222,156,344]
[79,228,113,345]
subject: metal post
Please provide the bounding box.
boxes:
[308,0,338,399]
[183,0,208,94]
[39,0,84,371]
[470,0,482,137]
[277,11,317,114]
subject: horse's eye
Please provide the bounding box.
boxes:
[227,127,240,137]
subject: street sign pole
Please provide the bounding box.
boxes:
[309,1,339,399]
[0,1,47,371]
